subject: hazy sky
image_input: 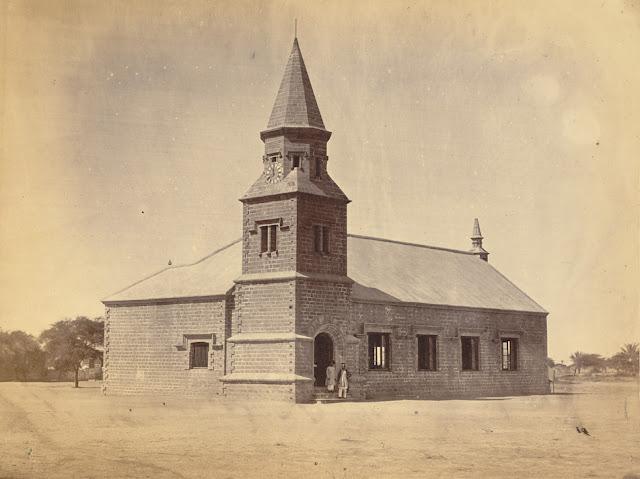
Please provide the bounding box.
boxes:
[2,0,638,362]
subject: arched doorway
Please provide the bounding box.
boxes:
[314,333,334,386]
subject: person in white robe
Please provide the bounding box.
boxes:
[325,361,336,392]
[337,363,350,399]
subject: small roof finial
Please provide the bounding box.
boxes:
[469,218,489,261]
[471,218,482,239]
[294,18,297,39]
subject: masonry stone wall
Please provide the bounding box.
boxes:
[349,301,549,399]
[234,282,295,333]
[242,198,297,274]
[224,279,305,399]
[231,343,292,373]
[297,196,347,275]
[295,279,352,393]
[103,299,226,397]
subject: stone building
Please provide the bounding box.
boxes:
[102,38,549,402]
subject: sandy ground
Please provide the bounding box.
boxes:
[0,379,638,479]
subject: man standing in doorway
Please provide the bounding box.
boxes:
[337,363,350,399]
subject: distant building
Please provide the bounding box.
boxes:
[102,38,549,402]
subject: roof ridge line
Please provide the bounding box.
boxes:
[102,238,242,301]
[347,233,474,255]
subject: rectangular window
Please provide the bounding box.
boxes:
[269,224,277,252]
[190,342,209,368]
[501,338,518,371]
[461,336,479,371]
[313,225,330,253]
[260,225,268,253]
[292,154,300,169]
[315,157,322,178]
[260,224,278,253]
[368,333,390,370]
[322,226,329,253]
[417,335,437,371]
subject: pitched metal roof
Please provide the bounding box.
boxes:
[266,38,325,129]
[104,235,546,314]
[347,235,545,313]
[103,240,241,303]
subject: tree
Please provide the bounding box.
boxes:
[40,317,104,388]
[570,351,585,375]
[570,351,605,375]
[608,343,639,376]
[0,329,45,381]
[581,353,606,372]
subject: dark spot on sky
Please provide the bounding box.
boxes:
[251,51,255,59]
[141,210,144,214]
[596,142,599,146]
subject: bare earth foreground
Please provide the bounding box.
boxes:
[0,380,638,479]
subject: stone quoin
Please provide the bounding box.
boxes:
[102,37,549,402]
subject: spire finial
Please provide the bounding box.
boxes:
[294,18,297,39]
[263,27,326,131]
[469,218,489,261]
[471,218,482,239]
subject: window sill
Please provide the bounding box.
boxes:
[461,369,481,372]
[368,368,392,372]
[259,250,278,258]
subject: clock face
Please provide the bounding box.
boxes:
[265,162,283,183]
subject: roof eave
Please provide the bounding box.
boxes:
[240,189,350,204]
[350,296,548,316]
[103,293,230,307]
[260,125,331,142]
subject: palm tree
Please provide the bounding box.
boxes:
[570,351,585,375]
[609,343,639,376]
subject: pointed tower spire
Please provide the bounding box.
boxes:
[265,38,325,130]
[469,218,489,261]
[243,37,347,203]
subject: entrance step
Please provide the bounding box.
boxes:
[312,387,357,404]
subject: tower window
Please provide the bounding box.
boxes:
[314,157,322,178]
[461,336,479,371]
[313,225,330,253]
[260,224,278,253]
[190,342,209,368]
[501,338,518,371]
[417,335,437,371]
[292,154,300,169]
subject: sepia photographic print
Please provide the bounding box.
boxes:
[1,1,638,478]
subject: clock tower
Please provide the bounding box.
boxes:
[222,38,353,402]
